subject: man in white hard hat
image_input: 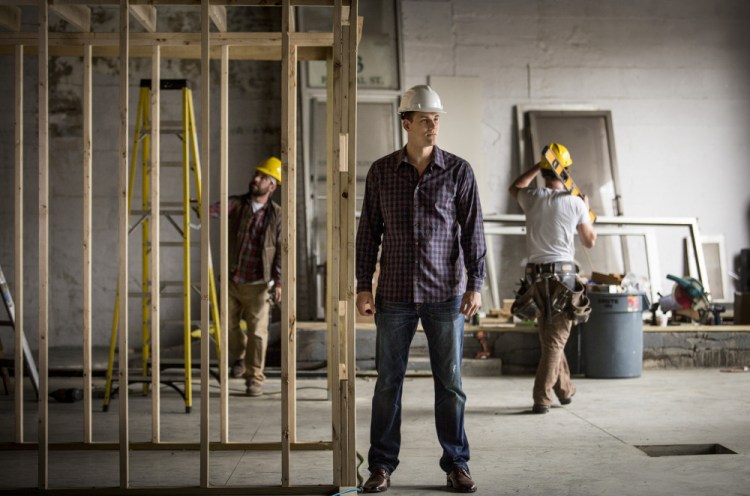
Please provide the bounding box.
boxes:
[509,144,596,414]
[210,157,283,397]
[356,85,486,493]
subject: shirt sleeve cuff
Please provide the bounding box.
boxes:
[466,278,484,293]
[356,283,373,294]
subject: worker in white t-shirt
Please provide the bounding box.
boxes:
[509,143,597,414]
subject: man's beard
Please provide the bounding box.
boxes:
[250,183,270,197]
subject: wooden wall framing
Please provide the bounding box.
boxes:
[0,0,358,493]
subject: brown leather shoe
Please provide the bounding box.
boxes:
[446,467,476,493]
[362,467,390,493]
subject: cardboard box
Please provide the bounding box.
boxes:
[591,271,624,285]
[734,292,750,325]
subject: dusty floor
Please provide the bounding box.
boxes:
[0,367,748,495]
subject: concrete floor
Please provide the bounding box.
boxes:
[0,367,749,495]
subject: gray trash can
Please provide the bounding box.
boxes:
[582,292,644,378]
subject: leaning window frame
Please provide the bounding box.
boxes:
[484,214,709,308]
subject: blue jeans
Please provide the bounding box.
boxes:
[368,296,469,474]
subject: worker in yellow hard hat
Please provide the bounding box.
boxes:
[509,143,596,415]
[539,142,573,171]
[210,156,282,397]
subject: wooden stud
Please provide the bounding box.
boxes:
[220,44,230,444]
[324,48,339,482]
[342,2,356,485]
[329,0,343,484]
[118,0,130,488]
[37,0,49,489]
[342,0,357,484]
[13,43,24,445]
[150,44,162,443]
[281,0,298,486]
[82,42,93,444]
[200,0,211,487]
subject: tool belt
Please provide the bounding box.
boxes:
[510,277,540,321]
[525,261,577,277]
[511,262,591,324]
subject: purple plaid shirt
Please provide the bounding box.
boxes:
[356,146,486,303]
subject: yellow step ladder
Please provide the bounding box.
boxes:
[103,79,221,414]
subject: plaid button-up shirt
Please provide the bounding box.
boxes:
[210,196,281,286]
[356,146,486,303]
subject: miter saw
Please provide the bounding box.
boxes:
[658,274,724,324]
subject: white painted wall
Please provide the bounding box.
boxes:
[399,0,750,298]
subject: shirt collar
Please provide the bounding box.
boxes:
[244,193,269,212]
[394,145,446,172]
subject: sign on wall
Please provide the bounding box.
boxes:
[298,0,400,89]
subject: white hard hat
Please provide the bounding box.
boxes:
[397,85,446,114]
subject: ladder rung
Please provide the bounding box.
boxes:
[159,293,184,298]
[161,161,183,168]
[161,319,190,326]
[130,209,185,217]
[161,121,183,133]
[128,291,186,298]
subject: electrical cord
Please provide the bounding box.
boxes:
[329,488,362,495]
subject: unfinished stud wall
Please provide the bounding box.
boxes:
[0,5,326,351]
[0,0,359,492]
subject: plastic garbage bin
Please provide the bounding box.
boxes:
[582,292,644,378]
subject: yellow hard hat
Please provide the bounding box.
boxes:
[256,156,282,184]
[540,143,572,170]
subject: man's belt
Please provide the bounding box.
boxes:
[525,261,577,275]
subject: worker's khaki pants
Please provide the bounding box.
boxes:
[533,309,575,407]
[228,281,270,384]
